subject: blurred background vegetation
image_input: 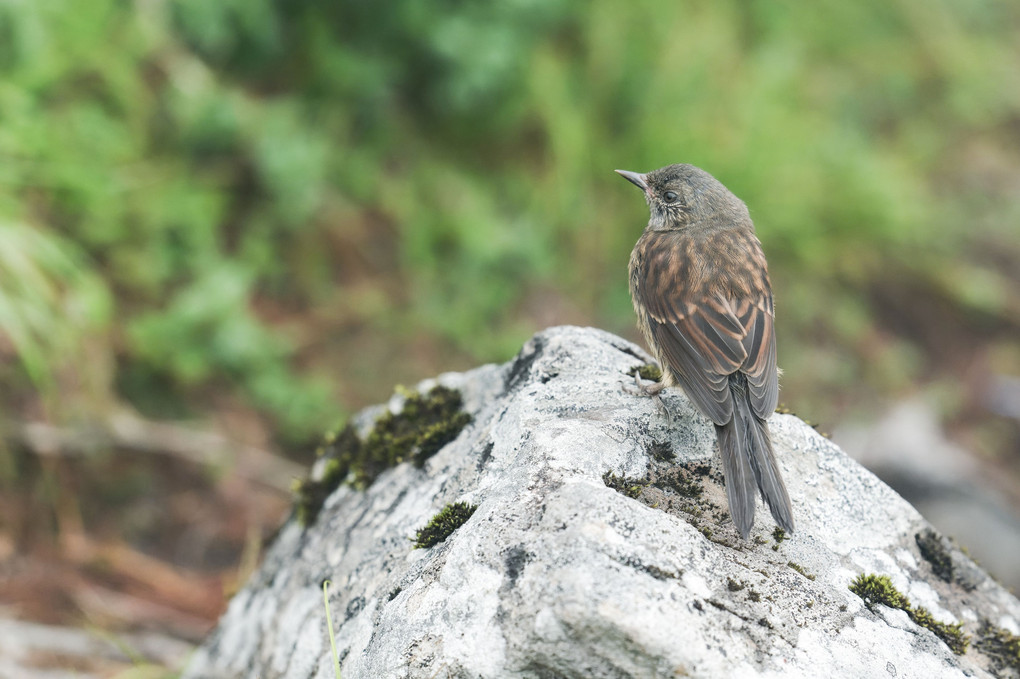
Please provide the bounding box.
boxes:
[1,0,1019,670]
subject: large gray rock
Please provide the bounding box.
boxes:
[184,326,1020,679]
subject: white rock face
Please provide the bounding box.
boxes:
[184,326,1020,679]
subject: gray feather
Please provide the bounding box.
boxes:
[716,416,757,539]
[716,374,794,538]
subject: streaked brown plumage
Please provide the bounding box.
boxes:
[617,163,794,539]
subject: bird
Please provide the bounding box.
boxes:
[616,163,794,540]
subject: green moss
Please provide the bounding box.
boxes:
[727,578,745,592]
[652,467,703,498]
[849,574,970,655]
[915,529,953,583]
[637,562,680,581]
[787,561,816,581]
[910,606,969,655]
[850,573,911,611]
[294,424,362,526]
[632,363,662,382]
[413,501,478,549]
[975,620,1020,674]
[294,385,472,526]
[359,385,473,480]
[771,527,787,550]
[649,441,675,463]
[748,590,761,602]
[603,471,647,499]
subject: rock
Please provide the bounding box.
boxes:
[833,399,1020,591]
[184,326,1020,679]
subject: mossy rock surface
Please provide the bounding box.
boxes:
[850,573,969,655]
[185,327,1020,679]
[413,501,478,549]
[295,385,472,526]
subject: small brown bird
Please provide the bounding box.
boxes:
[616,163,794,539]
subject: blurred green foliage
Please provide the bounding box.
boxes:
[1,0,1018,440]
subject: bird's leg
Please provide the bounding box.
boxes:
[632,370,665,396]
[624,371,672,424]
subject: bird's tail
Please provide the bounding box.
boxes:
[715,375,795,539]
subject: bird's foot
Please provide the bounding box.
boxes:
[623,372,672,424]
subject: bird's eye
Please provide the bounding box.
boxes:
[663,191,678,203]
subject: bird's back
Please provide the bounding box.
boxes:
[628,225,774,395]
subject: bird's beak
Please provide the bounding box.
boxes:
[615,169,648,191]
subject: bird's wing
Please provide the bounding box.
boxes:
[637,232,778,424]
[739,296,779,418]
[644,293,743,425]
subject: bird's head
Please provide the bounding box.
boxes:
[615,164,749,231]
